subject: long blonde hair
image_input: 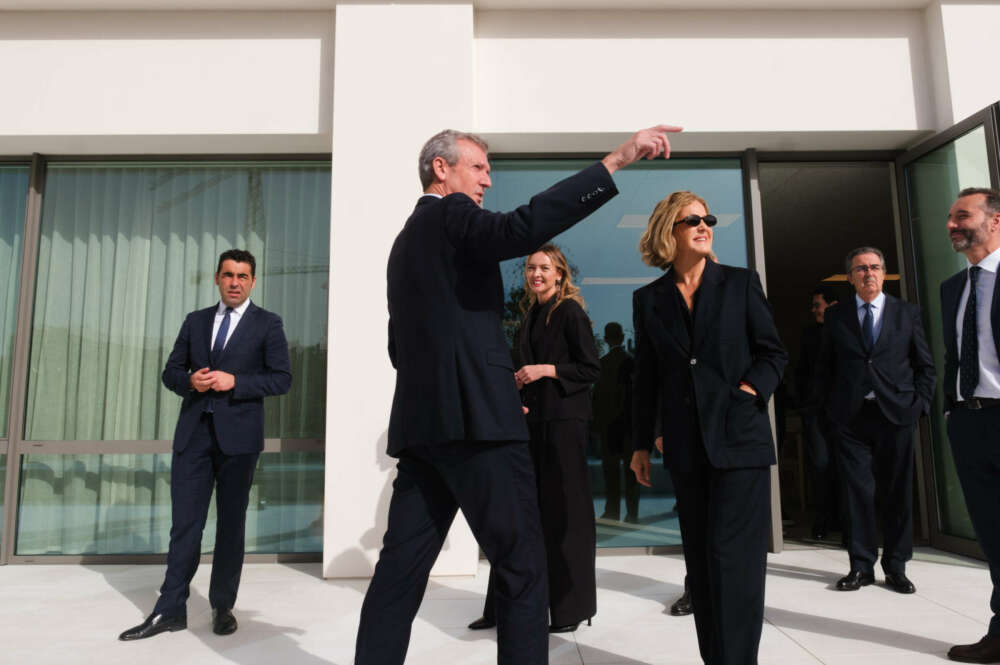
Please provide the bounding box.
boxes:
[638,190,717,269]
[520,243,585,324]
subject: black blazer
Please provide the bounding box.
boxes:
[162,302,292,455]
[941,267,1000,409]
[592,346,634,433]
[632,260,787,471]
[519,299,600,422]
[386,162,617,456]
[816,294,935,427]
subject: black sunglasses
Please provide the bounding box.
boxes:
[677,214,718,228]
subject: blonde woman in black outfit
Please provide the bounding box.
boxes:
[469,243,600,634]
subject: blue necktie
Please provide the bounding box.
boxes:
[960,267,982,400]
[862,302,874,351]
[211,307,233,367]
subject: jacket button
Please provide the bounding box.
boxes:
[690,358,697,366]
[867,359,873,365]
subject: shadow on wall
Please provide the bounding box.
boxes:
[326,429,453,579]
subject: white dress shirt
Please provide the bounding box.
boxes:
[956,246,1000,400]
[211,298,251,350]
[856,291,886,399]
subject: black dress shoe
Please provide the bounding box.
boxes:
[118,613,187,641]
[212,608,238,635]
[549,618,590,633]
[670,588,693,616]
[467,616,496,630]
[949,635,1000,663]
[884,572,916,594]
[835,570,875,591]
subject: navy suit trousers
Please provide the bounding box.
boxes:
[948,407,1000,636]
[154,413,259,616]
[355,441,549,665]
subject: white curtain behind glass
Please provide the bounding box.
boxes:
[0,166,29,438]
[16,163,328,554]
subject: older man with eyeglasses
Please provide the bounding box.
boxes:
[815,246,935,594]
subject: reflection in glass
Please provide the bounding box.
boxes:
[485,159,748,547]
[25,162,330,441]
[0,166,30,438]
[904,125,990,540]
[16,452,323,555]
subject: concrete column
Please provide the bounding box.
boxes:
[324,4,479,578]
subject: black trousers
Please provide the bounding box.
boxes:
[355,441,548,665]
[947,407,1000,637]
[671,448,770,665]
[834,401,914,575]
[154,413,259,616]
[801,412,839,529]
[600,421,639,520]
[482,420,597,626]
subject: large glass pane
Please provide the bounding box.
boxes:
[485,159,748,547]
[25,162,330,440]
[0,166,30,438]
[15,452,323,555]
[905,125,991,540]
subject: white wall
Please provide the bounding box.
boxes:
[324,3,480,579]
[0,11,333,154]
[934,2,1000,125]
[476,10,937,137]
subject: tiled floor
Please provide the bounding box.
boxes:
[0,546,991,664]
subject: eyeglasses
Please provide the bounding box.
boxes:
[851,264,883,274]
[677,214,718,228]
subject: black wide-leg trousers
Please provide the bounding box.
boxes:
[671,450,770,665]
[481,419,597,627]
[948,407,1000,637]
[154,413,259,616]
[355,441,549,665]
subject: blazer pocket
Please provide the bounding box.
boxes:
[486,349,514,370]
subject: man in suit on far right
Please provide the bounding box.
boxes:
[941,187,1000,664]
[816,246,935,595]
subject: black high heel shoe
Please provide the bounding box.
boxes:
[549,618,591,633]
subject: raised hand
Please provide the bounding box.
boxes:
[602,124,683,174]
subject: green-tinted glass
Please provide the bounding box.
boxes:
[0,166,30,438]
[25,163,330,440]
[15,452,322,555]
[485,159,748,547]
[904,125,991,540]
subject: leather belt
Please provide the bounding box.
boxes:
[953,397,1000,410]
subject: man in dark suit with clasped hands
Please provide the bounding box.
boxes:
[941,187,1000,664]
[816,246,934,595]
[119,249,292,641]
[354,125,681,665]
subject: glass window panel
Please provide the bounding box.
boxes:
[904,125,990,540]
[1,453,6,550]
[25,162,330,441]
[15,452,322,555]
[484,159,748,547]
[0,166,30,438]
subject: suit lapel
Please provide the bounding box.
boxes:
[519,309,536,366]
[693,260,723,353]
[217,302,258,362]
[202,306,217,360]
[651,271,690,354]
[871,294,896,353]
[536,302,563,363]
[991,272,1000,358]
[943,273,965,358]
[843,297,865,349]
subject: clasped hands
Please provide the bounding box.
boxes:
[190,367,235,393]
[514,364,556,389]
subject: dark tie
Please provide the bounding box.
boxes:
[211,307,233,367]
[960,266,982,400]
[862,302,874,351]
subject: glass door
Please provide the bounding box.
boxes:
[896,103,1000,558]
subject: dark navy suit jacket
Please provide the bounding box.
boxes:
[941,267,1000,409]
[816,294,935,427]
[632,261,787,471]
[162,301,292,454]
[385,162,617,457]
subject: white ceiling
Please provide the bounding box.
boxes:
[0,0,935,10]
